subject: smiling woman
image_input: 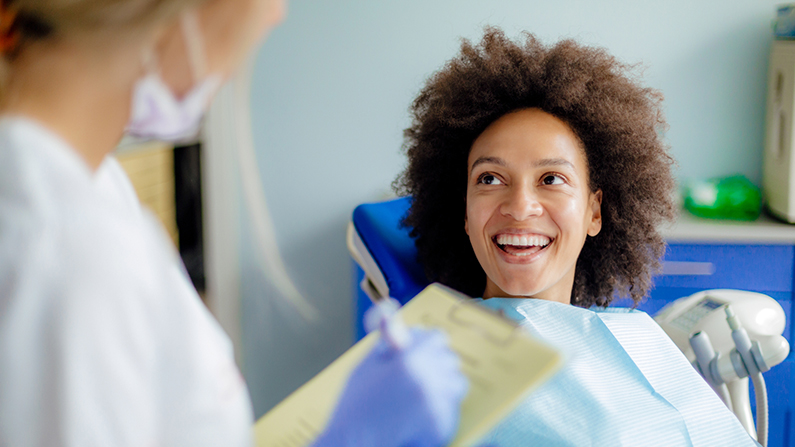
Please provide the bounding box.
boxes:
[394,28,760,445]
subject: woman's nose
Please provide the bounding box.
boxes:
[500,187,543,221]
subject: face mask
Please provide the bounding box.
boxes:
[126,73,221,141]
[126,12,220,141]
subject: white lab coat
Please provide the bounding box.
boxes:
[0,118,254,446]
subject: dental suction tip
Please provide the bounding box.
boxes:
[724,305,741,331]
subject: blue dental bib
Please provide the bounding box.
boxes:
[475,298,758,447]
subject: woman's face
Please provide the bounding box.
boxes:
[465,108,602,303]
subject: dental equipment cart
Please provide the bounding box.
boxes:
[348,196,795,447]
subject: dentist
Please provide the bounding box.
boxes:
[0,0,467,446]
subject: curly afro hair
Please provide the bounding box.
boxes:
[394,28,677,307]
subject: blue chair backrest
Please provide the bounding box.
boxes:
[352,196,430,304]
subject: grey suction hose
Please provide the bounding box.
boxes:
[752,372,768,447]
[715,383,733,411]
[725,306,768,447]
[689,331,733,412]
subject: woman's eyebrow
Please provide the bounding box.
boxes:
[471,156,575,170]
[534,158,575,170]
[470,156,506,170]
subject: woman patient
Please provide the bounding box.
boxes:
[395,28,759,446]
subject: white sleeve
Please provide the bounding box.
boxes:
[0,236,162,446]
[0,206,253,447]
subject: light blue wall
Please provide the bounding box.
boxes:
[241,0,780,417]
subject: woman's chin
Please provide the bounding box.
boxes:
[486,281,543,299]
[487,279,569,303]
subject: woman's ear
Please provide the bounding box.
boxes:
[464,216,469,235]
[587,190,602,237]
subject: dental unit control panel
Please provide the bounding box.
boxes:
[656,289,790,447]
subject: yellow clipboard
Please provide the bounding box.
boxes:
[254,283,562,447]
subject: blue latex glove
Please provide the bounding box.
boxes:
[311,327,468,447]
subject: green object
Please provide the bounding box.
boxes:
[683,175,762,221]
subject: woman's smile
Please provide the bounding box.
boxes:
[492,232,553,261]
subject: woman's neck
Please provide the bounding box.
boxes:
[2,37,145,170]
[481,270,575,304]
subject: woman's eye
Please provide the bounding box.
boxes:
[542,174,565,185]
[478,174,503,185]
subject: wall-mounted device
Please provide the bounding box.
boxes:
[764,41,795,223]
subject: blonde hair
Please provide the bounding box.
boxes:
[0,0,207,104]
[9,0,207,43]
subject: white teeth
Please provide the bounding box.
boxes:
[495,234,551,247]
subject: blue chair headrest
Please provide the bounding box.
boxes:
[352,197,430,304]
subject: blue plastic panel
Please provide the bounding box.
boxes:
[655,244,795,292]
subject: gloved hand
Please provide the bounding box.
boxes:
[311,327,468,447]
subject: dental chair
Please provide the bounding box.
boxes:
[347,196,428,339]
[347,196,794,447]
